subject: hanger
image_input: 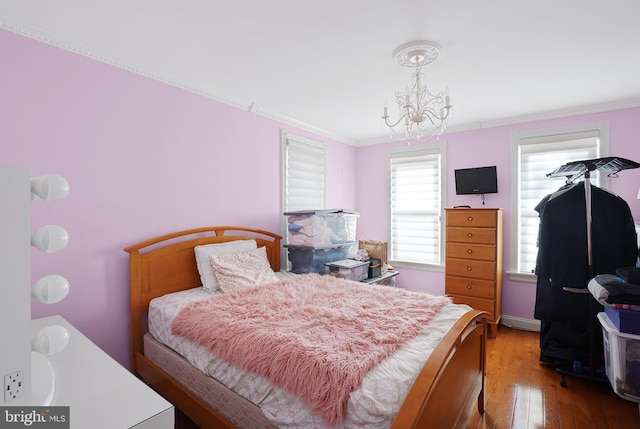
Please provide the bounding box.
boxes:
[546,156,640,184]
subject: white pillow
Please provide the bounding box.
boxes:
[209,246,279,293]
[194,240,257,290]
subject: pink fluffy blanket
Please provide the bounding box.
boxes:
[171,273,450,425]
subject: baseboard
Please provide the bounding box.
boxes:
[500,315,540,332]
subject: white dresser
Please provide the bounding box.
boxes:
[31,315,174,429]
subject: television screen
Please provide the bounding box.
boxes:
[454,166,498,195]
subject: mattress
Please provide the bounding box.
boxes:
[147,278,470,428]
[143,332,276,428]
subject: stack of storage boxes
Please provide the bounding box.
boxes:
[284,209,359,274]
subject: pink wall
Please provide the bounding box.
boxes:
[2,28,639,368]
[356,109,640,320]
[0,29,356,367]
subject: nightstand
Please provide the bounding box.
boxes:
[362,270,399,287]
[31,315,174,429]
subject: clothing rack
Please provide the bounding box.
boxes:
[546,156,640,184]
[544,156,640,386]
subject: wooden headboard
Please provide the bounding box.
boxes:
[124,226,282,364]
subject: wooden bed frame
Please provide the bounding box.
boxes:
[125,226,488,429]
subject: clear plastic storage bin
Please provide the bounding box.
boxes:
[325,259,370,282]
[286,244,356,274]
[285,209,359,247]
[598,312,640,403]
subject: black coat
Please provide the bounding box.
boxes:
[533,182,638,364]
[534,182,638,321]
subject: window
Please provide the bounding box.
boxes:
[388,143,447,268]
[509,121,609,280]
[281,131,326,213]
[280,131,326,268]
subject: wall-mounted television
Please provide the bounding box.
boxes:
[454,166,498,195]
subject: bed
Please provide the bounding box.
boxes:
[125,226,488,429]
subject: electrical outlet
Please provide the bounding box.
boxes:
[4,370,24,402]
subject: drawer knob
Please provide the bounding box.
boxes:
[467,233,473,238]
[466,284,472,290]
[467,216,473,222]
[466,266,472,271]
[467,249,473,254]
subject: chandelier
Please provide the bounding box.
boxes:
[382,41,452,139]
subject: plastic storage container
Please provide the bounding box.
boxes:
[286,244,356,274]
[325,259,370,282]
[285,209,359,247]
[598,312,640,402]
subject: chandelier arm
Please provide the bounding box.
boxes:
[382,113,411,129]
[421,106,451,122]
[421,112,436,126]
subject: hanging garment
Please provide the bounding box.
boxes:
[534,157,640,366]
[536,182,637,292]
[533,182,638,365]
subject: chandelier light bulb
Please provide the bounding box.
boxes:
[31,174,70,201]
[32,275,70,304]
[31,325,70,356]
[31,225,70,253]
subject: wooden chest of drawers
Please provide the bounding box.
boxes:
[445,208,503,338]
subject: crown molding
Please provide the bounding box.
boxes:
[354,98,640,146]
[0,14,354,145]
[0,13,242,109]
[449,98,640,134]
[3,14,639,148]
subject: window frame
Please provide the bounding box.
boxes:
[387,141,447,271]
[280,130,326,266]
[508,121,610,282]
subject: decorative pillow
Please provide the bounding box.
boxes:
[194,240,257,291]
[209,246,279,293]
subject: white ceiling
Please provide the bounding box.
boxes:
[2,0,640,145]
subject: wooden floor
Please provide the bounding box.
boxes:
[176,325,640,429]
[466,325,640,429]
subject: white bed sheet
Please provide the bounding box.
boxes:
[148,274,471,428]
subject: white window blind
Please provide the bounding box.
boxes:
[281,131,326,213]
[511,122,608,276]
[389,144,445,266]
